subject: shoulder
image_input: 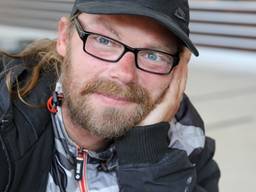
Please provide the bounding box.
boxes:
[0,53,55,192]
[0,53,56,137]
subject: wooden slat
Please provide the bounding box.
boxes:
[190,23,256,39]
[191,34,256,51]
[0,8,65,21]
[191,11,256,26]
[0,17,58,31]
[0,0,72,12]
[190,1,256,13]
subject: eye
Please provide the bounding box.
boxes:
[146,52,159,61]
[97,36,111,45]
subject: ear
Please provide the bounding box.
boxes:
[56,16,71,57]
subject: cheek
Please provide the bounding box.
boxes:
[68,42,108,84]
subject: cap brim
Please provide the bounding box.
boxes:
[73,1,199,56]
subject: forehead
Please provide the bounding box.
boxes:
[78,13,179,50]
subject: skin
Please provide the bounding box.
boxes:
[56,13,191,151]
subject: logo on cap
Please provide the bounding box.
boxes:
[174,7,186,21]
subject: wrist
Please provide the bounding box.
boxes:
[115,122,170,165]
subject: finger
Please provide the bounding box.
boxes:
[164,48,191,102]
[177,48,191,98]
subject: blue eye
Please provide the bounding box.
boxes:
[98,36,110,45]
[147,52,158,61]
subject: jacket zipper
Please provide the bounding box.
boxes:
[75,147,88,192]
[0,119,12,192]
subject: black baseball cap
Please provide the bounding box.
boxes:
[71,0,199,56]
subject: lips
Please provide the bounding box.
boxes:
[94,92,133,102]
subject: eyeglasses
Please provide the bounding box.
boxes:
[73,18,180,75]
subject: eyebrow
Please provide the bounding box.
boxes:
[145,44,176,54]
[86,16,121,40]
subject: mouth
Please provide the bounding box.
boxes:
[92,92,134,105]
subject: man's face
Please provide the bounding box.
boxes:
[57,13,179,139]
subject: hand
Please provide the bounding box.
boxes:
[139,48,191,126]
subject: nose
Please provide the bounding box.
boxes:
[109,52,137,84]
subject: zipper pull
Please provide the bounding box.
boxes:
[75,148,84,181]
[0,119,8,130]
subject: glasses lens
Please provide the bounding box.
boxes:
[84,34,124,61]
[137,50,174,74]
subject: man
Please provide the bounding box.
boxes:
[0,0,220,191]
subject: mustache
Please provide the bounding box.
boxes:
[80,79,149,104]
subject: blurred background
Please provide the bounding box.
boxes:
[0,0,255,191]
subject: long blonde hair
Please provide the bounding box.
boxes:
[5,39,61,94]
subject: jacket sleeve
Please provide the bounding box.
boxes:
[115,123,220,192]
[193,137,220,192]
[0,54,11,192]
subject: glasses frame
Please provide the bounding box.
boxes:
[73,18,180,75]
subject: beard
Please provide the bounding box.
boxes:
[60,50,156,139]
